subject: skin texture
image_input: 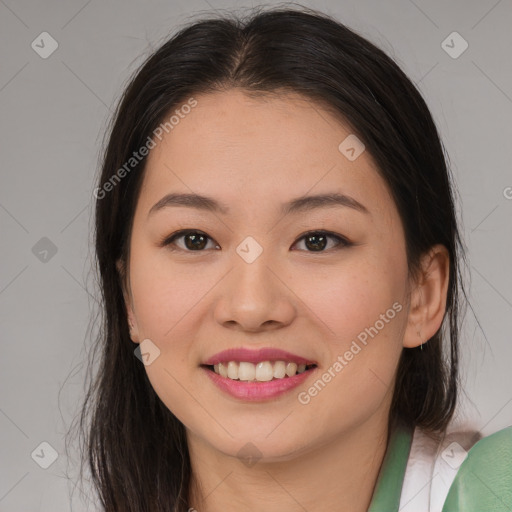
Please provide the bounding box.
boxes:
[119,89,450,512]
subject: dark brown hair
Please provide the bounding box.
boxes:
[72,5,466,510]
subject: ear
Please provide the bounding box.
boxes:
[403,244,450,348]
[116,258,141,343]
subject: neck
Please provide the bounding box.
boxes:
[187,411,391,512]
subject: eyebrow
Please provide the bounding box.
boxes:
[148,192,369,218]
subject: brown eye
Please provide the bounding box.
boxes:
[163,230,219,251]
[292,231,350,252]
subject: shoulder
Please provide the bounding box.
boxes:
[399,422,512,512]
[442,425,512,512]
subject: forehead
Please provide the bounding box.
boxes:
[137,88,394,220]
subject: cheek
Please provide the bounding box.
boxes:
[291,261,407,431]
[291,246,408,409]
[128,246,207,423]
[296,253,407,348]
[128,243,205,340]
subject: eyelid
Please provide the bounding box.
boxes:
[160,229,219,250]
[160,229,352,252]
[292,229,351,251]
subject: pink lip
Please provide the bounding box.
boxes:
[202,347,316,366]
[202,365,317,401]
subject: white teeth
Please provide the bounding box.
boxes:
[256,361,273,381]
[238,362,256,381]
[273,360,286,379]
[285,362,298,377]
[211,360,314,381]
[227,361,238,380]
[218,362,228,378]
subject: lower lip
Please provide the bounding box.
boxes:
[201,366,316,401]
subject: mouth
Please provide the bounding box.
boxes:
[200,347,319,401]
[200,361,318,401]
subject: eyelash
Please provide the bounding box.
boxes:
[159,229,352,253]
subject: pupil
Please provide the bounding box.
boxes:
[306,234,326,251]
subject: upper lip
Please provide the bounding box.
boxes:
[202,347,317,366]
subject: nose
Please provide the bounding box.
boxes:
[213,252,297,333]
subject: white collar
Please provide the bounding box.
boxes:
[399,422,481,512]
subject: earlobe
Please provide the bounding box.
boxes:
[127,310,140,343]
[403,244,450,349]
[116,258,141,343]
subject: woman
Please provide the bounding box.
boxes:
[75,6,512,511]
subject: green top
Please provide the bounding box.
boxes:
[367,422,413,512]
[367,423,512,512]
[442,425,512,512]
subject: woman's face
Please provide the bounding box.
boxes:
[122,88,413,460]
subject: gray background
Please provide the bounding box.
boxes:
[1,0,511,509]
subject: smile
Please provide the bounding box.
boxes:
[201,361,318,401]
